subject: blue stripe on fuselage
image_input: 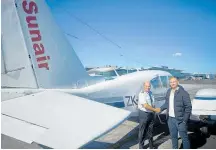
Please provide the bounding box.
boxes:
[105,101,125,108]
[194,96,216,100]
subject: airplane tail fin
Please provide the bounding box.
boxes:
[2,0,90,88]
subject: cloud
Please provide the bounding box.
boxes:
[173,53,182,57]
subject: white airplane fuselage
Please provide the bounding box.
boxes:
[2,70,171,116]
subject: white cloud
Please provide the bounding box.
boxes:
[173,53,182,57]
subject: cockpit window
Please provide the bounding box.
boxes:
[150,76,161,89]
[128,69,137,73]
[160,76,168,88]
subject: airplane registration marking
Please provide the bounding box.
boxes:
[125,95,138,106]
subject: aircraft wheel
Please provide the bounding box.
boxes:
[200,126,210,137]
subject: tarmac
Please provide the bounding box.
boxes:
[1,80,216,149]
[85,80,216,149]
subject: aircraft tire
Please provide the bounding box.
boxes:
[200,126,210,137]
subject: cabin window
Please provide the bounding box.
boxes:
[160,76,168,88]
[151,76,161,89]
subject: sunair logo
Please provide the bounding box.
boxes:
[22,0,50,70]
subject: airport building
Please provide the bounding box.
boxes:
[86,66,138,80]
[142,66,191,79]
[85,65,215,80]
[193,73,216,80]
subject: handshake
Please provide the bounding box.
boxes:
[154,108,161,113]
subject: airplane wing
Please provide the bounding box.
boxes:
[1,91,131,149]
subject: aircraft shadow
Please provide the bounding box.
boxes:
[82,115,214,149]
[112,114,170,149]
[179,124,216,149]
[208,125,216,135]
[118,114,212,149]
[179,131,207,149]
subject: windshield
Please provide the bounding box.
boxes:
[150,76,161,89]
[160,76,169,88]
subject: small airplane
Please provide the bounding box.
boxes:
[1,0,215,149]
[1,0,171,148]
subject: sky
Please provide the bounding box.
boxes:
[46,0,216,73]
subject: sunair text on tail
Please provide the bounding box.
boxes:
[22,0,50,70]
[3,0,92,88]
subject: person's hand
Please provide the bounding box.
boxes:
[154,108,161,113]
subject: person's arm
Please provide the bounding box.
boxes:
[142,103,158,112]
[141,93,159,112]
[183,91,192,123]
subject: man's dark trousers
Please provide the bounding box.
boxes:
[168,117,190,149]
[138,110,155,149]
